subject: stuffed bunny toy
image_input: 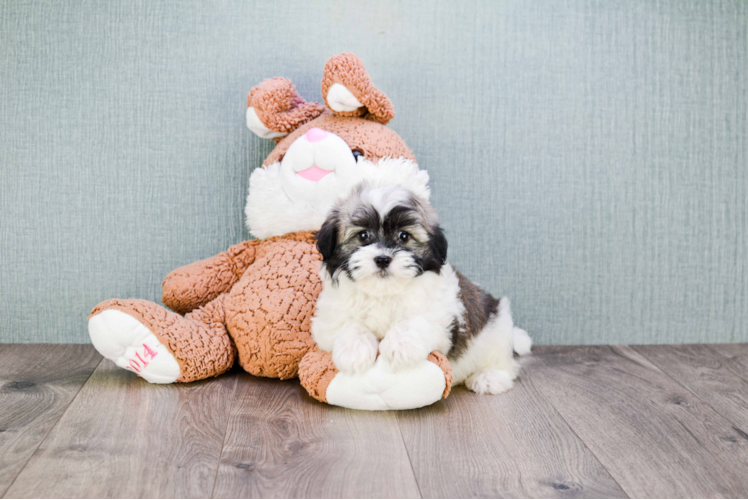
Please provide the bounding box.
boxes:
[88,53,452,410]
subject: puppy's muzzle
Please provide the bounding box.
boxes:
[374,255,392,269]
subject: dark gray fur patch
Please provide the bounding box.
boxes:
[449,318,469,360]
[447,272,500,361]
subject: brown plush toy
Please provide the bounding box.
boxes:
[88,53,452,410]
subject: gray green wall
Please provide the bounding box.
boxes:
[1,0,746,344]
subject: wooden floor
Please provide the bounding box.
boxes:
[2,345,748,498]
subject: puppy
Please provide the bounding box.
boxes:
[311,184,532,394]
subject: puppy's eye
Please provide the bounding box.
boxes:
[352,150,364,161]
[358,230,371,243]
[399,231,410,243]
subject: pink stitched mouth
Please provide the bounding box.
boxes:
[297,166,332,182]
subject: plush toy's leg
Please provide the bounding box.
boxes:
[299,348,452,411]
[88,296,236,383]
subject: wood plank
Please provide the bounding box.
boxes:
[5,359,238,499]
[212,372,421,499]
[397,368,627,498]
[526,345,748,498]
[0,344,100,497]
[709,344,748,382]
[633,345,748,433]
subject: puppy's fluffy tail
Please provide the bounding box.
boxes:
[513,327,532,356]
[498,297,533,356]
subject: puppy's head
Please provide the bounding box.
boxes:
[316,184,447,290]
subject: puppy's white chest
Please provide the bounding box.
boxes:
[353,295,407,339]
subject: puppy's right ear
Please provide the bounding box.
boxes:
[246,77,325,140]
[316,212,339,261]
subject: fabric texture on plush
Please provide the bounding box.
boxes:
[261,114,415,168]
[247,77,325,137]
[298,347,339,402]
[162,238,262,316]
[321,52,394,124]
[89,297,236,383]
[224,231,321,379]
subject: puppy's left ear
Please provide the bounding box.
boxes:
[316,213,339,261]
[429,226,448,265]
[321,53,395,125]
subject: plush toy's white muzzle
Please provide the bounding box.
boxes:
[282,128,356,181]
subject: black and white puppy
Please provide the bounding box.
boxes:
[312,184,532,394]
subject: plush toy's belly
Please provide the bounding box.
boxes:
[224,238,322,379]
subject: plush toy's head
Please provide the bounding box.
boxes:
[245,53,430,239]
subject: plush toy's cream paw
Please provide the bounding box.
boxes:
[88,309,180,384]
[326,355,447,411]
[332,329,379,374]
[465,369,515,395]
[379,325,431,372]
[299,349,452,411]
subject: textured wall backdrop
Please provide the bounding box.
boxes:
[1,0,746,344]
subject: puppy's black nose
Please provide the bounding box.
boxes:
[374,255,392,269]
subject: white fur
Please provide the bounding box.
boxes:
[513,327,533,356]
[466,369,515,395]
[379,316,440,372]
[359,186,414,222]
[326,83,364,112]
[331,325,379,374]
[343,243,419,287]
[312,260,527,396]
[313,264,461,355]
[246,155,430,239]
[449,298,519,393]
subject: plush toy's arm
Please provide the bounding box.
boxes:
[162,239,262,315]
[299,348,452,411]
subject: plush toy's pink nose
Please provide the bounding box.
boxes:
[305,127,327,143]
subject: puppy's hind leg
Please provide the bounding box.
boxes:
[460,297,521,395]
[466,368,516,395]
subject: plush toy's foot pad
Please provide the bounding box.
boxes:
[89,309,180,384]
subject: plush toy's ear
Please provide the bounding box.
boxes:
[246,77,326,140]
[321,53,395,125]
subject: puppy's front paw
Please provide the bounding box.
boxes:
[380,328,431,372]
[332,330,379,374]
